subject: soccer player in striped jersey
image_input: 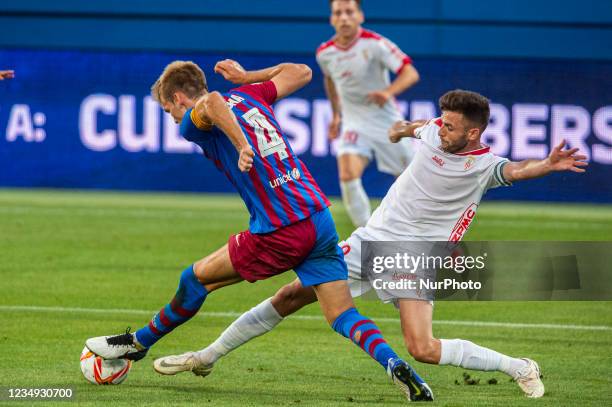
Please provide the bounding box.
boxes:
[183,90,588,399]
[86,59,433,402]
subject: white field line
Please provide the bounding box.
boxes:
[2,204,612,228]
[1,305,610,332]
[0,206,608,229]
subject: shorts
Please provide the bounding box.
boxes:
[336,128,414,176]
[228,208,348,287]
[339,228,434,307]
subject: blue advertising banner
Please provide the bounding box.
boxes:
[0,49,611,202]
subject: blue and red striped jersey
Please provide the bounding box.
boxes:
[180,81,330,234]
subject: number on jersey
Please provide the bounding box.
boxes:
[242,108,288,160]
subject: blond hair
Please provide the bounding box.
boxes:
[151,61,208,103]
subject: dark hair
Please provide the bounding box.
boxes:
[329,0,362,8]
[439,89,490,132]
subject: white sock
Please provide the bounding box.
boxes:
[340,179,371,227]
[196,298,283,365]
[439,338,528,378]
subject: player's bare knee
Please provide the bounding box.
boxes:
[338,157,359,182]
[192,257,221,289]
[192,260,207,283]
[271,282,313,317]
[339,170,359,183]
[406,339,437,363]
[271,284,294,310]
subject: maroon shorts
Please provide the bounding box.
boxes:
[228,217,317,283]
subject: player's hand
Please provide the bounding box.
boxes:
[547,139,588,173]
[238,145,255,172]
[328,114,341,140]
[366,89,391,107]
[214,59,248,84]
[388,120,410,143]
[0,70,15,80]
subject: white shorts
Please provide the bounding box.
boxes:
[336,128,414,176]
[339,228,434,306]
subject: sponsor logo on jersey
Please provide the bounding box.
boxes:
[464,155,475,170]
[269,168,301,189]
[291,167,301,180]
[353,330,362,343]
[432,155,445,167]
[449,203,478,243]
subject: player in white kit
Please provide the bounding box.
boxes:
[317,0,420,227]
[154,90,588,399]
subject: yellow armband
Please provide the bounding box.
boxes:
[191,109,213,130]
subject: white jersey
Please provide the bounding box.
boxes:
[361,118,512,243]
[316,28,412,138]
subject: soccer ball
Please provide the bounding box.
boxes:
[80,347,132,385]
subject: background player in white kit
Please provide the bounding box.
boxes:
[317,0,420,227]
[155,90,588,399]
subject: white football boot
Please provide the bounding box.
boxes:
[514,358,545,398]
[153,352,213,377]
[85,330,148,361]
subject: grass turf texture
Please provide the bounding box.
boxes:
[0,189,611,406]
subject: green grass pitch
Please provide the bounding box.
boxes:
[0,189,611,406]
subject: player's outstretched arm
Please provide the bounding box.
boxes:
[388,119,428,143]
[367,64,420,107]
[503,139,588,183]
[214,59,312,101]
[0,70,15,80]
[195,92,254,172]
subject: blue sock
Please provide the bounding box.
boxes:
[332,308,399,369]
[135,265,208,348]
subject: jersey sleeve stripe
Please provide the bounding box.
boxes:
[395,56,413,75]
[494,161,512,186]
